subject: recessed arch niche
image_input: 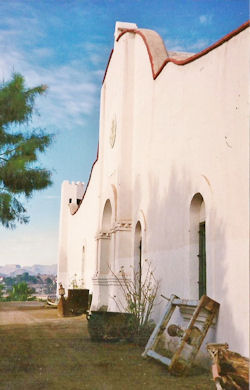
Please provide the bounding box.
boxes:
[190,193,206,298]
[99,199,112,274]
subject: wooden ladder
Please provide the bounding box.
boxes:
[142,294,220,375]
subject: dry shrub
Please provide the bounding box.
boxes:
[110,260,160,345]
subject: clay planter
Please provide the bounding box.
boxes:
[87,311,137,341]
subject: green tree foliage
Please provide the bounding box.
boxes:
[16,272,38,284]
[0,283,4,300]
[3,276,14,287]
[45,277,53,285]
[4,273,41,286]
[0,73,53,228]
[7,281,35,301]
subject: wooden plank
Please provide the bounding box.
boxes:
[169,296,220,374]
[142,294,178,358]
[186,300,219,364]
[207,343,249,389]
[172,299,199,307]
[147,350,171,366]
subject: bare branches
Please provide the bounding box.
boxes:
[110,260,160,330]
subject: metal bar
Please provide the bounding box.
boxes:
[172,299,199,307]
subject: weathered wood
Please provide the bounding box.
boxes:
[172,299,199,307]
[169,295,219,374]
[214,379,223,390]
[207,343,249,390]
[142,294,220,376]
[147,350,172,366]
[142,294,178,358]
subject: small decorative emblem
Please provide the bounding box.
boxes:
[109,117,117,148]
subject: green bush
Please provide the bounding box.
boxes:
[7,281,35,301]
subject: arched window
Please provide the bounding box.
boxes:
[190,194,206,298]
[134,221,142,290]
[102,200,112,232]
[99,200,112,274]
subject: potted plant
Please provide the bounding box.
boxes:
[87,261,159,345]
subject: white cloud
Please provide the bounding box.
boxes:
[154,27,168,36]
[165,38,186,52]
[0,34,101,130]
[0,7,105,131]
[90,53,103,66]
[79,41,109,66]
[93,69,105,78]
[165,36,210,54]
[199,14,213,25]
[32,47,54,58]
[39,66,99,127]
[189,39,210,51]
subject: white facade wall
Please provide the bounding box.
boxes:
[57,164,100,293]
[57,22,249,357]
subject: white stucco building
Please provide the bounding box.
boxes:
[57,21,249,357]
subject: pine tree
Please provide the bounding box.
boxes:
[0,73,53,228]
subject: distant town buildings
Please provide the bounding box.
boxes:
[0,265,57,299]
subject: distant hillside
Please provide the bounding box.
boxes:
[0,264,57,277]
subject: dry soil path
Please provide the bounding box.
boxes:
[0,301,54,325]
[0,301,215,390]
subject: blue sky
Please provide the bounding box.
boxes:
[0,0,248,266]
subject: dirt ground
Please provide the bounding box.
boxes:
[0,302,215,390]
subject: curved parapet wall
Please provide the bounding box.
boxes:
[103,20,249,82]
[117,27,169,78]
[74,20,250,216]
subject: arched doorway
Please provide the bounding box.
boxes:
[190,193,206,298]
